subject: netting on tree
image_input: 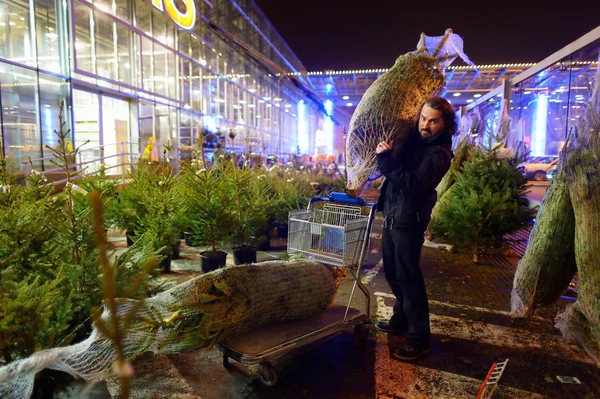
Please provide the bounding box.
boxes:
[511,55,600,365]
[345,28,473,195]
[0,260,345,399]
[510,142,577,318]
[555,61,600,364]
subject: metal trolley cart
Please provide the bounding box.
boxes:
[215,192,377,386]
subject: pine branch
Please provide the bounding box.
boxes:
[44,101,89,265]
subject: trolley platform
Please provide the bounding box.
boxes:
[215,192,376,386]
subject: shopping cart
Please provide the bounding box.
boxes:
[215,192,376,386]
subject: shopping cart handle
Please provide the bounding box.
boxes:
[310,192,374,206]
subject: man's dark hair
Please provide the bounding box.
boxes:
[414,97,458,136]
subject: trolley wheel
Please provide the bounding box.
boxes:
[222,353,232,369]
[258,363,278,387]
[354,322,371,340]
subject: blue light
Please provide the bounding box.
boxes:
[297,100,309,154]
[204,115,217,133]
[43,108,54,146]
[324,115,334,155]
[532,93,548,156]
[324,100,333,116]
[325,84,332,94]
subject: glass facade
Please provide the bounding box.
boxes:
[0,0,329,172]
[510,51,598,156]
[462,34,599,157]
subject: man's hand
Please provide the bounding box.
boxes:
[376,140,394,154]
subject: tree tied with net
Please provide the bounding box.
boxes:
[345,28,473,197]
[0,258,345,398]
[512,57,600,366]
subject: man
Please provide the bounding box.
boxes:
[212,143,224,168]
[374,97,456,360]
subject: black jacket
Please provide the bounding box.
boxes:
[376,130,453,226]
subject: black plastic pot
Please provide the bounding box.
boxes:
[200,250,227,273]
[126,230,135,247]
[277,224,288,238]
[172,242,181,260]
[184,231,196,246]
[232,245,257,265]
[160,255,172,273]
[257,229,271,251]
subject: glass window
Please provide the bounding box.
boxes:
[94,10,117,81]
[165,23,175,49]
[102,95,131,174]
[178,30,192,56]
[116,23,133,85]
[0,63,40,171]
[72,89,100,164]
[567,59,597,132]
[35,0,61,73]
[180,58,191,107]
[153,41,167,97]
[151,6,166,40]
[0,0,35,67]
[154,102,176,151]
[191,63,204,111]
[74,1,94,74]
[191,36,212,68]
[114,0,130,23]
[167,51,177,99]
[513,63,572,156]
[39,74,71,159]
[179,109,192,147]
[140,36,153,92]
[139,99,154,155]
[93,0,114,16]
[134,0,151,34]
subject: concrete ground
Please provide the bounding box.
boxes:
[52,195,600,399]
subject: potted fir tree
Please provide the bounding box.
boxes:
[268,173,312,238]
[179,164,234,272]
[113,161,184,271]
[226,166,273,265]
[428,145,535,262]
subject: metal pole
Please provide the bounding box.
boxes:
[277,74,286,157]
[121,142,126,184]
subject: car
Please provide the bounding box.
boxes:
[520,157,559,181]
[546,166,557,181]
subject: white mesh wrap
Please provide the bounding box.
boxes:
[345,29,472,195]
[0,260,341,398]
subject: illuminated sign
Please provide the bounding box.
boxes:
[151,0,196,30]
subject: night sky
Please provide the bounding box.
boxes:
[253,0,599,71]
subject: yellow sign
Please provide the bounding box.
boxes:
[151,0,196,30]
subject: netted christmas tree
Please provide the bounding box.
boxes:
[428,143,535,262]
[553,60,600,366]
[344,29,473,196]
[510,141,577,319]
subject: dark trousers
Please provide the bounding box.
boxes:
[381,222,430,347]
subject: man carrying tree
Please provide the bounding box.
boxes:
[374,97,456,360]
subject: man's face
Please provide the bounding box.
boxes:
[418,105,444,139]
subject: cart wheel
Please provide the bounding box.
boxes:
[258,363,278,387]
[222,353,231,369]
[354,322,370,340]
